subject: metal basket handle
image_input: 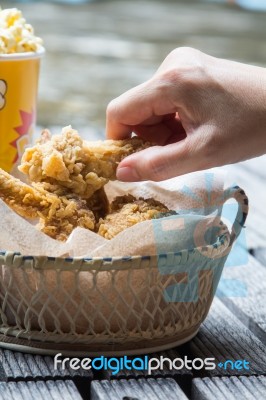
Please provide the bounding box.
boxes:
[222,185,249,246]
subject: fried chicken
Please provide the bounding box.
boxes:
[0,127,173,242]
[19,126,151,199]
[97,194,175,240]
[85,187,109,221]
[0,168,95,241]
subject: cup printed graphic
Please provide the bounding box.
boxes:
[0,80,7,110]
[12,109,35,164]
[0,54,42,172]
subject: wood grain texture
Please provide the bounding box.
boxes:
[192,376,266,400]
[0,380,82,400]
[185,297,266,376]
[218,255,266,344]
[91,378,188,400]
[251,247,266,267]
[0,350,93,380]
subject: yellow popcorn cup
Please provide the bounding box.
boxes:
[0,49,45,172]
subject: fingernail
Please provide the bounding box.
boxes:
[116,166,141,182]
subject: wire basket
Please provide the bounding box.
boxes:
[0,186,248,356]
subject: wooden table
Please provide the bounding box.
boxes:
[1,1,266,397]
[0,125,266,399]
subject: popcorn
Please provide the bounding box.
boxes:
[0,8,43,54]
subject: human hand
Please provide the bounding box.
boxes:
[106,47,266,181]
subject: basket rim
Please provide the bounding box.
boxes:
[0,222,230,271]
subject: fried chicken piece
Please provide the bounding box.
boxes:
[86,187,109,221]
[97,194,175,240]
[37,182,109,222]
[0,168,95,241]
[18,126,151,200]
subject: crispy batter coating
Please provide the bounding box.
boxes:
[0,127,173,242]
[85,187,109,221]
[0,168,95,241]
[35,181,109,223]
[19,126,151,199]
[97,194,174,240]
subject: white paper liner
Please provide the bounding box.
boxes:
[0,171,226,257]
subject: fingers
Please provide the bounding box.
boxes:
[106,78,178,140]
[106,47,208,141]
[116,136,204,182]
[131,114,186,145]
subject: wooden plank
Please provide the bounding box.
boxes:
[101,350,192,396]
[192,376,266,400]
[91,378,188,400]
[250,247,266,267]
[218,255,266,344]
[185,297,266,376]
[0,380,82,400]
[0,350,93,380]
[0,355,6,382]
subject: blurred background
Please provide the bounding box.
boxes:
[2,0,266,132]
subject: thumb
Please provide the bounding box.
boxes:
[116,138,204,182]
